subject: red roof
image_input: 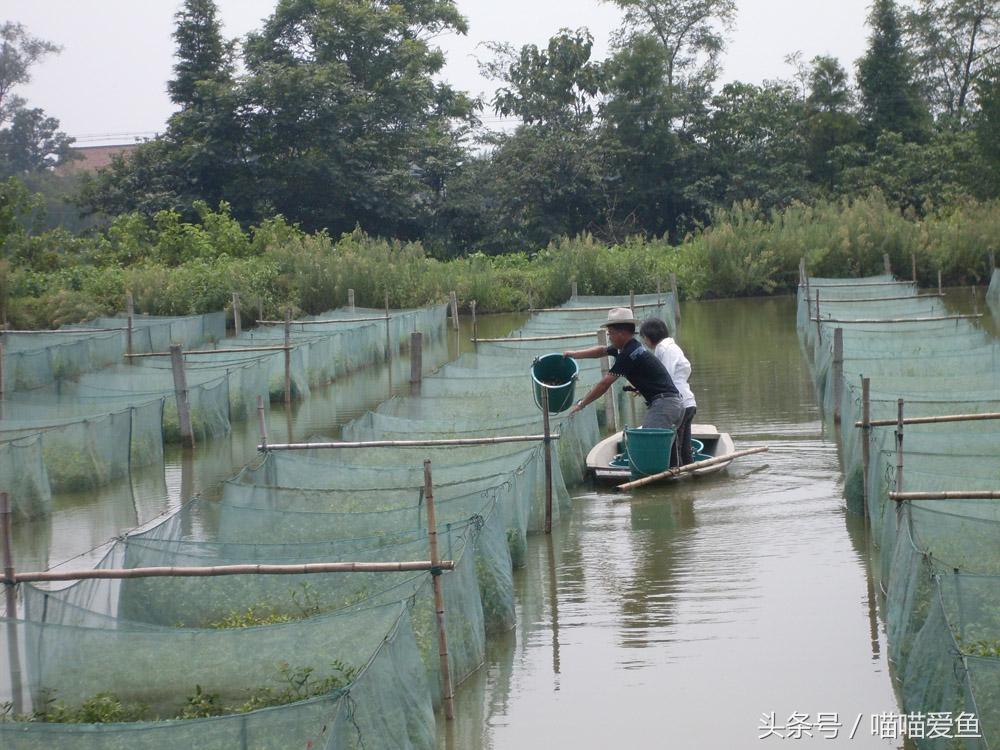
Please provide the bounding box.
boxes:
[56,144,142,176]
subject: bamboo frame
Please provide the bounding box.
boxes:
[2,491,23,715]
[256,395,268,451]
[9,560,455,584]
[542,388,553,534]
[348,288,355,311]
[832,328,843,423]
[854,411,1000,428]
[423,460,455,720]
[284,309,292,408]
[890,491,1000,502]
[169,344,195,448]
[409,331,423,388]
[125,292,134,362]
[125,345,291,358]
[810,314,981,323]
[472,331,597,342]
[816,293,946,303]
[804,281,914,287]
[895,399,904,494]
[450,291,459,330]
[232,292,241,337]
[261,435,560,451]
[256,314,389,325]
[1,327,129,334]
[527,301,667,313]
[861,377,871,517]
[615,447,770,490]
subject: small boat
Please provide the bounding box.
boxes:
[585,424,736,483]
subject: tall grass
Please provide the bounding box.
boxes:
[3,193,998,328]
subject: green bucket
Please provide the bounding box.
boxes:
[624,427,676,478]
[531,353,580,413]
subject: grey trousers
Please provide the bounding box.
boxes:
[642,394,685,430]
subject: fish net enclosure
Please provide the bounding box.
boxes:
[799,272,1000,748]
[1,291,677,748]
[0,305,447,520]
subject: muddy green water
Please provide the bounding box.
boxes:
[15,293,979,747]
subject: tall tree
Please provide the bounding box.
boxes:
[0,22,59,116]
[168,0,234,108]
[975,59,1000,195]
[804,55,860,189]
[856,0,931,142]
[904,0,1000,124]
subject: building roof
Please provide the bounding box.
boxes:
[56,143,142,176]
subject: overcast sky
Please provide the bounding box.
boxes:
[6,0,874,146]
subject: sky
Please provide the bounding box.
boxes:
[5,0,874,146]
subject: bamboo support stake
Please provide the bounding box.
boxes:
[2,491,24,716]
[409,331,423,390]
[571,280,578,298]
[670,273,681,328]
[449,291,459,330]
[232,293,241,337]
[284,309,292,407]
[895,399,904,494]
[629,289,636,312]
[11,560,456,584]
[169,345,195,448]
[973,286,979,315]
[615,447,770,491]
[526,301,667,313]
[855,411,1000,428]
[656,278,662,306]
[832,328,844,423]
[911,253,917,283]
[938,270,943,294]
[810,314,982,324]
[861,377,871,516]
[891,491,1000,502]
[598,328,617,431]
[126,345,290,358]
[125,291,134,363]
[384,293,392,359]
[471,300,478,348]
[528,290,534,312]
[472,332,597,343]
[814,290,821,344]
[542,388,553,534]
[257,315,390,325]
[0,342,5,403]
[883,253,892,275]
[799,257,806,285]
[818,293,945,303]
[423,460,455,720]
[256,395,268,451]
[258,296,264,326]
[261,435,560,451]
[347,288,355,312]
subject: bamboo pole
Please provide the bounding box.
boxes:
[670,273,681,327]
[895,399,904,495]
[972,286,979,315]
[629,289,636,312]
[125,291,134,363]
[384,293,392,360]
[2,491,24,715]
[814,290,821,344]
[470,300,478,348]
[571,280,578,298]
[126,345,290,358]
[832,328,843,423]
[854,411,1000,428]
[348,288,355,312]
[169,345,195,448]
[861,377,871,516]
[807,280,912,287]
[911,253,917,283]
[809,314,982,324]
[257,315,391,325]
[258,296,264,326]
[256,395,268,451]
[472,332,597,343]
[232,292,241,337]
[449,291,459,330]
[0,341,5,403]
[527,301,667,313]
[10,560,457,584]
[817,293,946,303]
[890,491,1000,502]
[528,290,534,312]
[542,388,553,535]
[410,331,423,389]
[938,269,943,294]
[598,328,617,431]
[799,257,806,285]
[615,447,770,491]
[261,435,560,451]
[656,278,662,306]
[284,309,292,407]
[423,461,455,720]
[883,253,892,275]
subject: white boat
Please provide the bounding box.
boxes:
[585,424,736,483]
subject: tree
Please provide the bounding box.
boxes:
[904,0,1000,124]
[168,0,234,108]
[975,59,1000,195]
[856,0,931,143]
[0,22,59,116]
[804,56,861,189]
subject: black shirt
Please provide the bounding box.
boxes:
[607,338,679,403]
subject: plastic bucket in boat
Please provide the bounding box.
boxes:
[624,427,675,477]
[531,354,580,413]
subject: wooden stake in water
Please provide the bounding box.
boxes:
[656,278,662,307]
[384,293,392,359]
[598,328,617,431]
[258,296,264,326]
[542,388,553,535]
[283,308,292,408]
[832,328,844,423]
[814,289,821,345]
[861,376,871,517]
[125,291,134,363]
[571,280,578,298]
[169,345,195,448]
[470,300,478,349]
[409,331,423,392]
[1,491,23,716]
[670,273,681,326]
[895,399,904,495]
[528,290,534,312]
[232,292,241,337]
[629,289,636,313]
[347,288,355,312]
[883,253,892,275]
[911,253,917,283]
[256,395,268,451]
[449,291,459,330]
[0,341,5,405]
[423,460,455,720]
[938,269,943,295]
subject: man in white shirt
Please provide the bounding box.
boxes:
[639,317,697,465]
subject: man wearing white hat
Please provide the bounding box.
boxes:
[562,307,685,430]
